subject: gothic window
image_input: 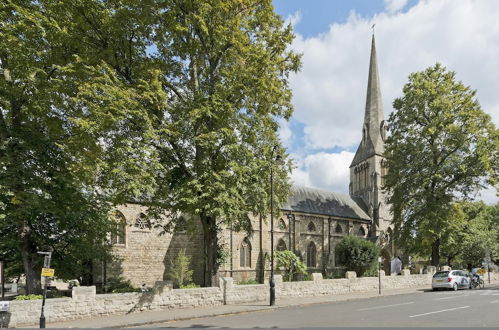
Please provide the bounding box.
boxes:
[278,219,287,230]
[175,216,187,232]
[307,221,316,232]
[335,224,343,234]
[134,213,151,230]
[111,211,126,245]
[240,239,251,267]
[381,160,388,187]
[276,239,287,251]
[358,226,366,237]
[306,242,317,268]
[380,120,387,141]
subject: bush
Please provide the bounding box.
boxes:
[167,248,194,288]
[237,279,259,285]
[15,294,43,300]
[336,235,379,277]
[273,250,307,281]
[180,283,200,289]
[106,277,139,293]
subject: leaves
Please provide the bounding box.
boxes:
[384,64,499,264]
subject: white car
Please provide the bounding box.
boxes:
[432,270,471,291]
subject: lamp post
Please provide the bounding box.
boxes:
[378,256,382,295]
[269,145,283,306]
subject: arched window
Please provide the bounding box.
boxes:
[278,219,287,230]
[175,216,187,232]
[276,239,287,251]
[111,211,126,245]
[306,242,316,268]
[335,224,343,234]
[134,213,151,230]
[307,221,316,232]
[240,239,251,267]
[358,226,366,237]
[381,159,388,187]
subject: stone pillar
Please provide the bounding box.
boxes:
[220,277,234,305]
[345,271,357,280]
[425,266,437,275]
[402,269,410,276]
[312,273,323,282]
[72,286,96,301]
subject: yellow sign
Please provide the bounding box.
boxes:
[41,268,55,277]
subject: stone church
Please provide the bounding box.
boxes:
[95,35,395,288]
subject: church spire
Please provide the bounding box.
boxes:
[350,34,385,167]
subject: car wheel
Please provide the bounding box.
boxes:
[453,283,458,291]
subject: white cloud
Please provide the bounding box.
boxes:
[289,0,499,150]
[284,0,498,204]
[277,118,292,148]
[384,0,409,13]
[291,151,354,194]
[285,11,302,27]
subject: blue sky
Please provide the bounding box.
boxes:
[270,0,498,204]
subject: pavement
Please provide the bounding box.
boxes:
[40,279,499,328]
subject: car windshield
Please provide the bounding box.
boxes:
[433,271,449,278]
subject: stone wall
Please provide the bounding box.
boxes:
[6,272,497,328]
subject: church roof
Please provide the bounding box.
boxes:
[282,185,371,221]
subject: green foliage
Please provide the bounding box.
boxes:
[273,250,307,282]
[336,236,379,276]
[106,277,139,293]
[180,283,200,289]
[384,63,498,266]
[0,0,300,290]
[167,249,194,289]
[14,294,43,300]
[237,279,259,285]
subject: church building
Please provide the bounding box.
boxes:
[96,35,394,288]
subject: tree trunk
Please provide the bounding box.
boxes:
[21,244,41,294]
[201,214,218,287]
[431,238,440,267]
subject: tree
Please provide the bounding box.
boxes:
[167,248,194,288]
[336,235,379,276]
[146,0,300,286]
[384,64,498,266]
[273,250,307,282]
[0,0,161,293]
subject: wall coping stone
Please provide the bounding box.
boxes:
[345,271,357,280]
[312,273,323,281]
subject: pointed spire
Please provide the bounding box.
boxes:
[364,34,383,146]
[350,34,385,167]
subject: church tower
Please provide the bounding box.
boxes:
[349,34,391,238]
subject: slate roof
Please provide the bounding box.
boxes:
[282,185,371,221]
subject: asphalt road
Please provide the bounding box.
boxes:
[146,285,499,328]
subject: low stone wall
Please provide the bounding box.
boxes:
[6,271,497,327]
[5,284,224,328]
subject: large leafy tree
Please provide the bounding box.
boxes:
[384,64,498,267]
[0,0,161,293]
[146,0,300,286]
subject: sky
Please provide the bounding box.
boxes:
[271,0,498,204]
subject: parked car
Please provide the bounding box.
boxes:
[432,270,471,291]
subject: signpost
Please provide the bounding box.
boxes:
[485,248,491,284]
[37,251,52,329]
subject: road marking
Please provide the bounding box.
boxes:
[357,302,414,311]
[434,294,469,300]
[409,306,470,318]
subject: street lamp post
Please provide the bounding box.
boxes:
[269,145,282,306]
[378,256,382,295]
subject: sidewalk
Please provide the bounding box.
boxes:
[43,286,433,328]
